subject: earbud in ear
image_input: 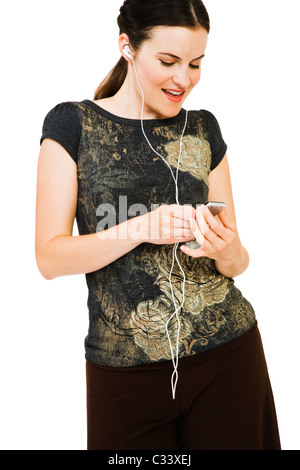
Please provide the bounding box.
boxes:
[124,45,133,60]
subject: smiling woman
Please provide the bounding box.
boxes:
[36,0,281,451]
[107,26,208,118]
[95,22,208,119]
[94,0,210,104]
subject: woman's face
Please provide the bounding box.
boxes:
[131,26,208,119]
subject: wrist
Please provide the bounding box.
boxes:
[126,214,149,245]
[215,246,249,278]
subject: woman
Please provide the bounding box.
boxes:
[36,0,281,450]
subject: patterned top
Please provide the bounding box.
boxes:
[40,99,256,367]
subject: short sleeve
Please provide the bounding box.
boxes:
[201,110,227,171]
[40,102,81,164]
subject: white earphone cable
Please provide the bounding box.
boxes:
[131,55,188,399]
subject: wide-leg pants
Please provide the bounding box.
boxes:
[86,322,281,450]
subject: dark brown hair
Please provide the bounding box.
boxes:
[94,0,210,100]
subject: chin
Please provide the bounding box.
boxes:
[154,104,183,120]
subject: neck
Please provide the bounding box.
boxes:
[108,65,169,120]
[111,77,143,119]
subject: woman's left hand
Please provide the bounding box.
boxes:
[180,204,247,277]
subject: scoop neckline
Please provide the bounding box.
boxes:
[82,99,187,127]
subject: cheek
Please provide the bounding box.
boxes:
[141,64,168,90]
[191,71,201,88]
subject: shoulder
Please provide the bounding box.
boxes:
[42,101,81,125]
[189,109,227,171]
[189,109,223,133]
[40,102,82,164]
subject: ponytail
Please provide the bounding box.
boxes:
[94,57,128,100]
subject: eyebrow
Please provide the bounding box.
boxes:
[158,52,205,61]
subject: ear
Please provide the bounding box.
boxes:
[118,33,132,61]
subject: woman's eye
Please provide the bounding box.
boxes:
[160,60,200,69]
[160,60,174,67]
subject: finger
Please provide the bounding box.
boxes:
[172,218,193,229]
[201,205,228,239]
[189,217,205,246]
[167,220,195,240]
[168,219,194,242]
[169,204,196,221]
[217,208,236,231]
[201,206,236,251]
[196,206,228,253]
[180,242,206,258]
[196,206,212,240]
[174,226,195,239]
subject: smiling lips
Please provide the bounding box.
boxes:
[162,88,185,102]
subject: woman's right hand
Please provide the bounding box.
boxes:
[129,204,196,245]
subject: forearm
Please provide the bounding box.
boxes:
[215,245,249,278]
[37,218,142,280]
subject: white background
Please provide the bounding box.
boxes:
[1,0,299,450]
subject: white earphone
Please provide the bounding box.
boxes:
[123,40,188,400]
[123,44,133,60]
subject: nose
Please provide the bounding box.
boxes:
[172,66,191,90]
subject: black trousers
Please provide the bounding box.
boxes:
[86,322,281,450]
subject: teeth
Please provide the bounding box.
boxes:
[165,90,184,96]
